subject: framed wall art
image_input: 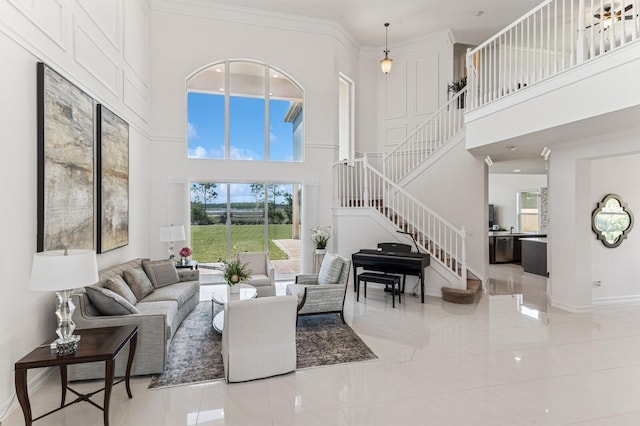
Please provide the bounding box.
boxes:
[37,62,94,252]
[97,104,129,253]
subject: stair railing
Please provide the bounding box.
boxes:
[335,156,467,285]
[466,0,640,110]
[382,87,467,184]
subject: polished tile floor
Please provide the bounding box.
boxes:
[5,264,640,425]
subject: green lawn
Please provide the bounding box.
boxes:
[190,224,294,262]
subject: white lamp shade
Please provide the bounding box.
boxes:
[159,225,186,242]
[381,57,393,74]
[30,249,99,292]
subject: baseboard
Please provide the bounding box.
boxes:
[548,297,593,313]
[0,367,54,423]
[592,295,640,305]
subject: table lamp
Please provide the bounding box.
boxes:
[159,224,186,259]
[30,249,99,356]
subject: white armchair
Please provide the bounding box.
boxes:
[238,252,275,289]
[286,253,351,323]
[221,295,298,383]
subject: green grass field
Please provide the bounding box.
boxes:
[190,224,294,262]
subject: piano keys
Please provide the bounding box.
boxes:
[352,249,430,303]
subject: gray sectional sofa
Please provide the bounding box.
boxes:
[68,258,200,380]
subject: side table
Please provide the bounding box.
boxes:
[15,325,138,426]
[175,260,198,270]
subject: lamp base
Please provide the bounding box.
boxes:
[51,335,81,356]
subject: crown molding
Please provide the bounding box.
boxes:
[149,0,360,55]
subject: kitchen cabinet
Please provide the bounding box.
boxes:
[489,233,547,264]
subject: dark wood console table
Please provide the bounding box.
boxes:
[14,325,138,426]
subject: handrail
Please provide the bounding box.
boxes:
[383,87,467,183]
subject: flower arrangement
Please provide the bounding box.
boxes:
[179,247,193,258]
[311,225,332,249]
[222,257,252,286]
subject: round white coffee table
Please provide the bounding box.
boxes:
[212,284,257,332]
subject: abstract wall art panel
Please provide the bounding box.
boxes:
[37,62,94,252]
[97,104,129,253]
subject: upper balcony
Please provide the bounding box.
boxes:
[464,0,640,155]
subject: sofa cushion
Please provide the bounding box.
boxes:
[123,268,154,301]
[142,259,180,288]
[141,280,199,308]
[105,275,137,305]
[85,286,140,316]
[318,254,343,284]
[135,300,179,339]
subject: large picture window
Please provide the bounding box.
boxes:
[187,60,303,161]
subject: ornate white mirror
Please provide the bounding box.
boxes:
[591,194,633,248]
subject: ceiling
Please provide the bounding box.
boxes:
[203,0,543,46]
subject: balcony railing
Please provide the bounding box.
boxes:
[467,0,640,110]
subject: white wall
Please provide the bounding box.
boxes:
[403,137,488,282]
[548,127,640,312]
[148,2,363,272]
[0,0,151,415]
[591,154,640,304]
[377,31,454,154]
[488,174,547,232]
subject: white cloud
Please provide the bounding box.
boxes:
[188,145,208,158]
[269,132,277,143]
[187,122,199,141]
[229,146,259,160]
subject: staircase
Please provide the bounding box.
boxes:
[334,156,477,297]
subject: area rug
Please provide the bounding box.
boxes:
[148,301,377,389]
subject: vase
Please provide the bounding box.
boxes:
[315,248,326,254]
[181,257,187,265]
[229,284,240,294]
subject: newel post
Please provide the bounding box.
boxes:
[460,226,468,284]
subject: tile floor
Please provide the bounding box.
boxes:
[4,264,640,425]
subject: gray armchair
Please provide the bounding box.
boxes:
[286,253,351,323]
[238,252,275,291]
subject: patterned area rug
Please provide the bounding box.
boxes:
[148,301,377,389]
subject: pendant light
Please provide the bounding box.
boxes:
[380,23,393,74]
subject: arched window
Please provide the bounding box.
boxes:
[186,60,303,161]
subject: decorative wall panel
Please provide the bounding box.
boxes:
[123,72,149,122]
[7,0,64,48]
[77,0,119,48]
[123,0,149,83]
[384,125,406,147]
[37,62,94,251]
[74,25,119,94]
[415,55,438,115]
[384,61,407,120]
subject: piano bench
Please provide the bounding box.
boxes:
[357,272,401,308]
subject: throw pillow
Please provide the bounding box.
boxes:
[85,286,140,316]
[105,276,138,305]
[318,253,343,284]
[123,268,154,301]
[142,259,180,288]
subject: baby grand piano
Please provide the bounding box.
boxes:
[352,247,430,303]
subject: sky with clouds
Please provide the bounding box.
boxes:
[187,92,294,161]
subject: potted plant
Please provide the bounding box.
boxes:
[311,225,331,253]
[448,76,467,109]
[223,256,252,293]
[179,246,193,265]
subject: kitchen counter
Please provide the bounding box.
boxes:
[489,233,547,264]
[521,238,547,276]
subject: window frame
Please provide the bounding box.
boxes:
[185,59,305,162]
